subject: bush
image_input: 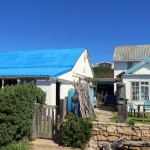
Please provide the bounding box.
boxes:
[127,119,135,125]
[1,139,30,150]
[60,113,93,149]
[0,83,46,146]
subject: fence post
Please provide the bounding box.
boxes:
[32,108,36,140]
[117,83,128,123]
[59,99,66,125]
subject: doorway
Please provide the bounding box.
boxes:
[56,82,60,106]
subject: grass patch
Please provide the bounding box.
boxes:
[111,111,150,124]
[1,139,30,150]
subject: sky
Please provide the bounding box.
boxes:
[0,0,150,65]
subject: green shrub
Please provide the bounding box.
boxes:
[0,83,46,146]
[1,139,30,150]
[127,119,135,125]
[60,113,93,149]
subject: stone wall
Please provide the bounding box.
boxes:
[89,122,150,150]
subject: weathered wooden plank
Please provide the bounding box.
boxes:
[121,141,150,147]
[43,105,57,109]
[59,99,66,125]
[52,108,54,135]
[47,108,52,139]
[39,107,43,138]
[43,108,47,138]
[55,107,58,134]
[35,106,40,138]
[32,107,36,139]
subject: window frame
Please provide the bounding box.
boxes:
[131,81,150,101]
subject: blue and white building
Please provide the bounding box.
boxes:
[0,48,94,106]
[113,45,150,105]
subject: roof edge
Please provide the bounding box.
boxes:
[125,58,150,74]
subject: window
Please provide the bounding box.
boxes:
[131,82,139,101]
[131,82,149,101]
[127,62,133,69]
[141,82,149,100]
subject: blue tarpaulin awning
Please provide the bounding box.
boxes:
[0,48,85,77]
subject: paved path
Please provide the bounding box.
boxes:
[94,105,114,122]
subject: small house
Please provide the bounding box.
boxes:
[0,48,94,106]
[113,45,150,105]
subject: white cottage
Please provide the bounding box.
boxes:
[113,45,150,105]
[0,48,94,106]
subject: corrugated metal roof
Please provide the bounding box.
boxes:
[113,45,150,61]
[0,48,85,77]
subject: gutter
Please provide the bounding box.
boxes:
[0,75,73,84]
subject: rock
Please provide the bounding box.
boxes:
[90,135,97,141]
[92,127,99,131]
[99,130,108,136]
[92,130,99,135]
[88,140,98,149]
[133,130,142,137]
[124,135,131,140]
[107,136,119,142]
[97,135,107,141]
[107,126,116,133]
[131,136,140,141]
[117,127,132,135]
[140,127,149,130]
[97,141,106,148]
[97,126,107,131]
[141,137,150,142]
[141,130,150,137]
[108,132,120,137]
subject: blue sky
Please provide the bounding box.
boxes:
[0,0,150,65]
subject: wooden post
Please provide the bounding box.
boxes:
[32,107,36,140]
[59,99,66,125]
[117,83,126,100]
[117,83,128,123]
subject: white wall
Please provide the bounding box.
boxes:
[114,61,140,94]
[114,62,127,77]
[58,49,94,82]
[60,82,74,99]
[72,49,93,81]
[123,75,150,105]
[36,80,56,105]
[58,71,73,81]
[114,61,140,77]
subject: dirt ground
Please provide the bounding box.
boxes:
[30,104,114,150]
[30,139,80,150]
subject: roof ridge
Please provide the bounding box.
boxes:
[0,47,85,53]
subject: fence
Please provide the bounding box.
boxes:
[33,103,59,139]
[33,99,66,139]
